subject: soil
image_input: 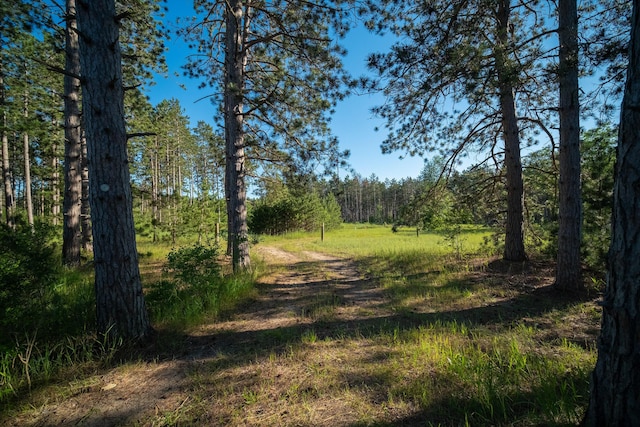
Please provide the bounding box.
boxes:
[4,246,600,426]
[6,246,389,426]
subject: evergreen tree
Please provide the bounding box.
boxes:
[1,1,37,228]
[555,0,582,290]
[76,0,152,341]
[583,0,640,422]
[362,0,557,261]
[181,0,352,271]
[63,0,83,266]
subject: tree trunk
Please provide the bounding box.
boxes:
[76,0,152,341]
[583,1,640,424]
[21,89,34,228]
[51,144,60,226]
[2,108,14,229]
[80,132,92,252]
[224,0,251,271]
[151,136,159,243]
[496,0,526,262]
[62,0,83,266]
[555,0,582,290]
[22,131,34,228]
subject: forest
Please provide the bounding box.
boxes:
[1,0,639,425]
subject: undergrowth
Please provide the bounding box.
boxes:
[0,236,257,410]
[2,225,600,426]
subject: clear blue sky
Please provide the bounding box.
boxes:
[145,2,427,183]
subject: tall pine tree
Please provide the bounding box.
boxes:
[362,0,557,261]
[76,0,152,341]
[182,0,351,271]
[583,0,640,422]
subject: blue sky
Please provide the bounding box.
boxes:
[145,2,427,183]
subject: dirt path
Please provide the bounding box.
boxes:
[10,246,393,426]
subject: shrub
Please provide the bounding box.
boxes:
[0,223,61,346]
[146,244,228,327]
[165,244,221,290]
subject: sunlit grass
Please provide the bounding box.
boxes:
[258,223,495,257]
[2,224,599,426]
[240,223,598,425]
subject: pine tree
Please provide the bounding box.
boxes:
[583,0,640,423]
[555,0,582,290]
[182,0,351,271]
[0,2,35,228]
[362,0,557,261]
[76,0,152,341]
[63,0,83,266]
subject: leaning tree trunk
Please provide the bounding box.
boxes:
[555,0,582,291]
[583,1,640,424]
[224,0,251,272]
[496,0,526,262]
[62,0,83,266]
[76,0,152,341]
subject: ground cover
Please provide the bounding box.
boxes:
[1,225,600,426]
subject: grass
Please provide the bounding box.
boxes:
[227,224,599,425]
[0,235,255,410]
[259,223,494,258]
[1,224,601,426]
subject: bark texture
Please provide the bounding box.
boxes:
[80,133,92,252]
[555,0,582,290]
[2,108,14,229]
[62,0,83,266]
[76,0,152,340]
[583,1,640,424]
[496,0,526,262]
[224,0,251,272]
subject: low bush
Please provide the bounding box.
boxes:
[0,223,62,349]
[146,244,255,328]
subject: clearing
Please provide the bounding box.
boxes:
[4,243,600,426]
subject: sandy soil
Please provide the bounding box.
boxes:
[7,246,383,426]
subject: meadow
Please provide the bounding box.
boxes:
[0,224,601,426]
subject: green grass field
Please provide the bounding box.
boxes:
[1,224,600,426]
[257,223,495,257]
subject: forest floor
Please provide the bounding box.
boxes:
[4,244,600,426]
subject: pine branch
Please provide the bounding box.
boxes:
[31,57,82,80]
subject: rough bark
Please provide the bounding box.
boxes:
[80,131,92,252]
[76,0,152,340]
[583,1,640,424]
[2,107,14,229]
[496,0,526,262]
[224,0,251,272]
[62,0,83,266]
[555,0,582,290]
[22,127,34,228]
[51,144,60,225]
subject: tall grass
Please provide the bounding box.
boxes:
[144,243,258,330]
[3,225,599,426]
[247,224,598,425]
[383,322,594,425]
[1,236,259,408]
[0,266,111,404]
[259,223,495,258]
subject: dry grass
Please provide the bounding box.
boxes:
[2,227,601,426]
